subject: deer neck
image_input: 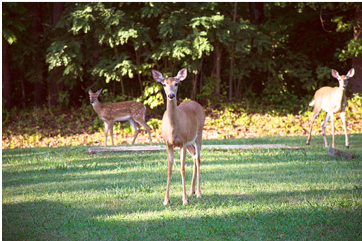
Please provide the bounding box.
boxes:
[165,98,180,128]
[339,86,347,107]
[164,98,183,146]
[92,99,103,115]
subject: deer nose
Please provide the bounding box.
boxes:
[168,92,175,99]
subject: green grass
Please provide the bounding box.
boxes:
[3,134,362,240]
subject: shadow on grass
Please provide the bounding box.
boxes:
[3,146,361,196]
[3,188,362,241]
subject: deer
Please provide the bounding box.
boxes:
[88,89,153,147]
[306,68,354,149]
[152,68,205,205]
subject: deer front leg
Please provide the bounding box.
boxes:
[340,112,349,148]
[164,146,174,205]
[180,146,188,205]
[104,122,109,147]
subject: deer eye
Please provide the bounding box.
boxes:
[174,83,178,87]
[163,84,166,87]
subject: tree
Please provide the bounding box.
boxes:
[3,2,360,113]
[2,40,12,109]
[48,2,65,107]
[2,2,28,110]
[351,6,362,94]
[31,3,47,107]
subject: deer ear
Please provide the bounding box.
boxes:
[346,68,355,78]
[89,89,93,94]
[152,70,165,83]
[176,68,187,82]
[331,69,340,79]
[96,89,103,95]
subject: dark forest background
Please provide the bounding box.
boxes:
[3,2,362,115]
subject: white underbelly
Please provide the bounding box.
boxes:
[114,116,131,122]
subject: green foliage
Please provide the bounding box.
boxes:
[2,3,28,44]
[139,82,164,109]
[4,2,361,113]
[147,118,162,130]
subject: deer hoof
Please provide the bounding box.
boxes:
[346,145,349,149]
[163,199,170,205]
[182,199,189,205]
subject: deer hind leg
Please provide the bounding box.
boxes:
[187,144,197,196]
[109,122,114,146]
[134,117,153,146]
[128,118,140,146]
[195,140,202,198]
[330,112,335,148]
[321,112,331,148]
[180,146,188,205]
[340,112,349,148]
[306,108,320,145]
[164,146,174,205]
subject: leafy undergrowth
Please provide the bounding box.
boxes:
[2,96,362,149]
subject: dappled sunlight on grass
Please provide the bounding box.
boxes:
[3,135,362,240]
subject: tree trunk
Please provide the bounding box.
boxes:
[21,71,26,108]
[214,44,222,95]
[351,6,362,95]
[114,46,125,95]
[93,37,100,66]
[32,3,47,108]
[2,39,12,110]
[191,73,197,100]
[229,2,237,100]
[249,2,264,24]
[253,2,264,24]
[135,49,143,94]
[197,57,204,101]
[48,2,65,108]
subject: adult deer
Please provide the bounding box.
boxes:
[88,89,153,147]
[306,68,354,148]
[152,68,205,205]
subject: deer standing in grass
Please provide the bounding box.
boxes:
[89,89,153,147]
[306,68,354,148]
[152,68,205,205]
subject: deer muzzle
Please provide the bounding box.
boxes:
[167,92,176,100]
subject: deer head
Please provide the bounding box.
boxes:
[89,89,103,105]
[331,68,354,90]
[152,68,187,100]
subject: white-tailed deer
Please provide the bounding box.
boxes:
[89,89,153,147]
[152,68,205,205]
[306,68,354,148]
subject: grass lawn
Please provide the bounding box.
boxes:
[2,134,362,240]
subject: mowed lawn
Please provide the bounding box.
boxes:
[2,134,362,240]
